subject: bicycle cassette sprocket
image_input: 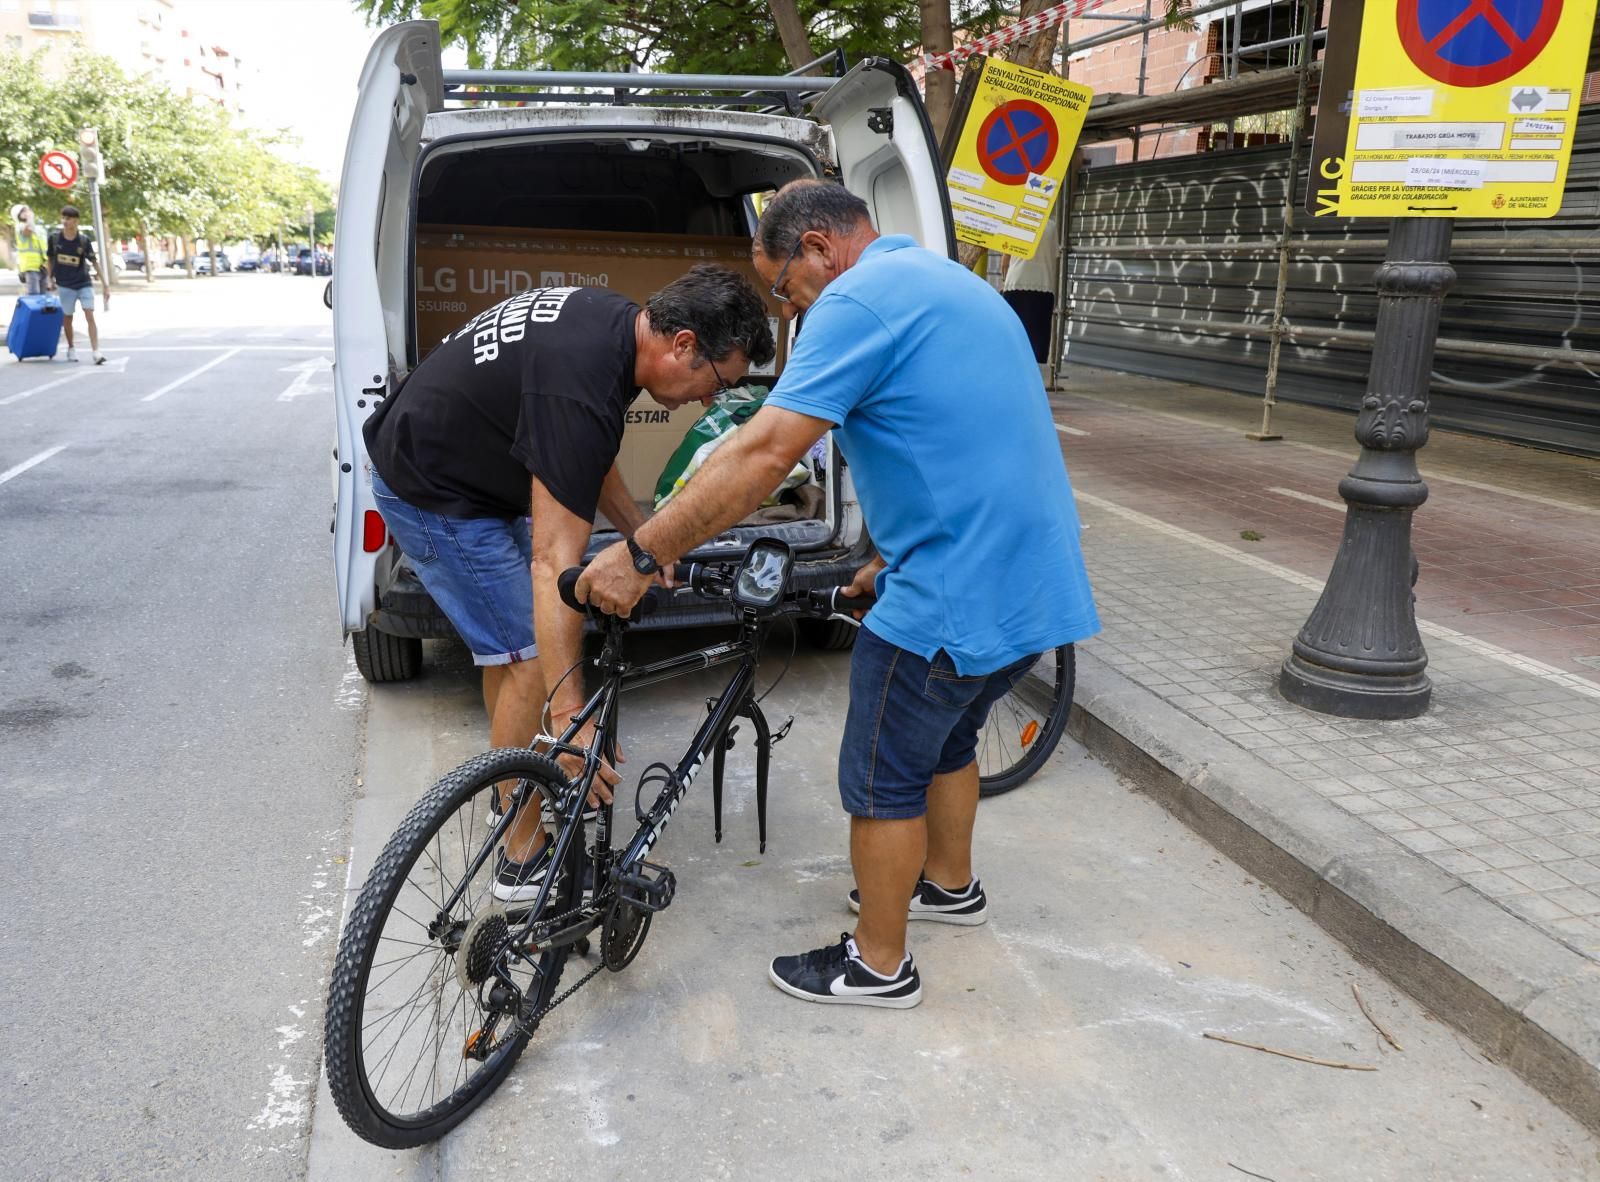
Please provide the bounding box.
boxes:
[456,904,512,992]
[600,897,652,972]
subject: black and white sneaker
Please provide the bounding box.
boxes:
[847,876,988,926]
[768,933,921,1009]
[486,795,600,829]
[491,846,553,904]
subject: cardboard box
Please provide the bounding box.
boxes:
[414,227,787,498]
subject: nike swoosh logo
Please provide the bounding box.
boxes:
[828,973,905,996]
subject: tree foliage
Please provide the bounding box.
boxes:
[0,50,332,245]
[355,0,1014,75]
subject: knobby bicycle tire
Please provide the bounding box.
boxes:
[324,749,579,1148]
[978,644,1075,798]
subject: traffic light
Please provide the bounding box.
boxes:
[78,127,105,183]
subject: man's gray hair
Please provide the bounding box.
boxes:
[755,180,871,259]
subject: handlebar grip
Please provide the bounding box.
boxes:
[558,567,584,612]
[670,562,696,585]
[829,589,875,614]
[557,565,661,622]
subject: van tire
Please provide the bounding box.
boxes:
[352,627,422,682]
[799,617,858,651]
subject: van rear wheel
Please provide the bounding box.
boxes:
[352,627,422,682]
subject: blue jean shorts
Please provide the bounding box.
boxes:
[58,284,94,314]
[838,625,1041,820]
[370,467,536,667]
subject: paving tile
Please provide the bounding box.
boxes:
[1547,859,1600,887]
[1506,864,1572,892]
[1460,870,1526,899]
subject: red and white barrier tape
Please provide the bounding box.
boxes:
[920,0,1110,72]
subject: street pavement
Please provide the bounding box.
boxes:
[0,274,352,1179]
[1052,366,1600,1134]
[310,642,1597,1179]
[5,278,1597,1178]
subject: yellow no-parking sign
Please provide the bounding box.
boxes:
[1322,0,1598,218]
[946,59,1092,258]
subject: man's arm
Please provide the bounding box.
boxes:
[596,460,646,539]
[529,473,595,728]
[577,406,830,615]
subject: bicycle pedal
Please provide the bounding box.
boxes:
[613,860,676,913]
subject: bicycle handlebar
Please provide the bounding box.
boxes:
[558,561,874,625]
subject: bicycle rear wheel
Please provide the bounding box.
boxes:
[977,644,1075,798]
[324,749,580,1148]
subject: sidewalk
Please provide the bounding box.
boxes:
[1053,365,1600,1133]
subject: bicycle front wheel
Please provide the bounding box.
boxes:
[324,749,579,1148]
[978,644,1075,798]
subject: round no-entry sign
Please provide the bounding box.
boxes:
[976,100,1059,185]
[39,150,78,190]
[1397,0,1563,87]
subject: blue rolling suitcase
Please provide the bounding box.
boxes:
[7,292,64,360]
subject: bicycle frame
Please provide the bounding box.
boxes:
[482,609,780,951]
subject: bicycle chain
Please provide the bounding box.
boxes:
[484,896,611,1052]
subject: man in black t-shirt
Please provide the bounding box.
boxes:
[364,264,774,901]
[46,206,110,365]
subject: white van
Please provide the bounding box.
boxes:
[331,20,955,681]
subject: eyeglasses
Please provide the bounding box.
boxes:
[703,353,732,396]
[767,238,804,304]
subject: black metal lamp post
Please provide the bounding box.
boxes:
[1279,217,1455,720]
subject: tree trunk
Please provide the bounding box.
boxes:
[919,0,956,142]
[140,218,153,283]
[766,0,815,72]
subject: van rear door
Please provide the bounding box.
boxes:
[331,21,441,635]
[812,58,956,259]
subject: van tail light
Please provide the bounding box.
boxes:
[363,510,387,553]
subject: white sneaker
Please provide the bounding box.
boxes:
[65,347,77,362]
[92,352,106,366]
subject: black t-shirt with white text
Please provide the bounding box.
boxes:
[48,231,96,289]
[364,287,639,520]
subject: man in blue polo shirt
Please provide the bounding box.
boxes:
[578,179,1098,1008]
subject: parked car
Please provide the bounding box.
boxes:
[331,19,947,680]
[194,251,232,274]
[295,247,332,276]
[122,249,146,269]
[237,255,260,272]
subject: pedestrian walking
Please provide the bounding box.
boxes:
[577,179,1100,1009]
[12,204,47,295]
[46,205,109,364]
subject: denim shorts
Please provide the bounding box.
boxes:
[370,467,536,666]
[58,284,94,314]
[838,625,1041,820]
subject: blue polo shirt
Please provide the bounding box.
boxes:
[766,235,1098,675]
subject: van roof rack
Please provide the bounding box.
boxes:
[440,49,847,117]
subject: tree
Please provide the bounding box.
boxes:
[355,0,1012,77]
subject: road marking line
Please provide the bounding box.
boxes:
[1267,486,1346,511]
[1063,392,1600,518]
[1075,489,1600,702]
[1055,423,1090,437]
[140,347,243,402]
[0,444,67,486]
[0,368,94,406]
[112,344,331,353]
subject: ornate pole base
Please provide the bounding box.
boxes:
[1279,217,1454,721]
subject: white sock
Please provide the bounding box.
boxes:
[846,937,908,979]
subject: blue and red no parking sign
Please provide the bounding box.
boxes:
[1396,0,1563,87]
[976,100,1059,185]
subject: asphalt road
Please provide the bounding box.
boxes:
[0,276,355,1179]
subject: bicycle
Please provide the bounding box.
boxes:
[322,538,1073,1147]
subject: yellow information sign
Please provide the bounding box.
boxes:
[946,58,1092,258]
[1324,0,1598,218]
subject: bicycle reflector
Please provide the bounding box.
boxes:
[732,537,793,612]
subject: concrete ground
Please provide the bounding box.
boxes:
[309,635,1598,1180]
[1049,366,1600,1134]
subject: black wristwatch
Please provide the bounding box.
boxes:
[626,535,660,576]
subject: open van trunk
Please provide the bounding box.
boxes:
[373,111,863,635]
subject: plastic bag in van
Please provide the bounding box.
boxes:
[653,385,811,509]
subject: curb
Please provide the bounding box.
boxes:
[1067,648,1600,1136]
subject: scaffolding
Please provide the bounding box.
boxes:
[1040,1,1600,441]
